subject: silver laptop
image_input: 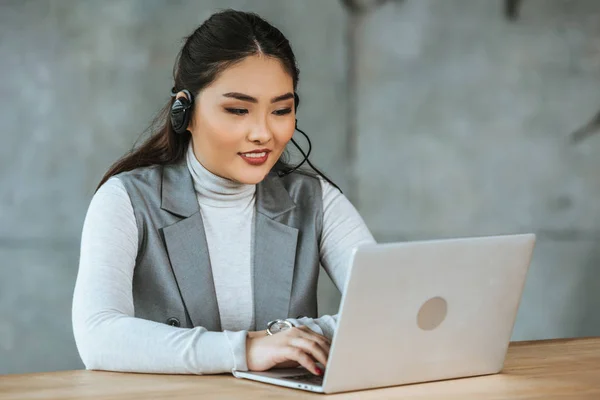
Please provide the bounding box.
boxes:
[233,233,536,394]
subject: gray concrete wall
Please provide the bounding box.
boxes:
[353,0,600,341]
[1,0,600,374]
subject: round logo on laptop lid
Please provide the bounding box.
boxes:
[417,296,448,331]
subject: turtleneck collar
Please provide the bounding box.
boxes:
[186,142,256,208]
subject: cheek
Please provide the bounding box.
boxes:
[210,129,242,149]
[196,110,244,150]
[273,119,296,145]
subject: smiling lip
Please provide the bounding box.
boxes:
[239,149,271,165]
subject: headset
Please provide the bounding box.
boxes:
[170,87,342,192]
[170,88,194,135]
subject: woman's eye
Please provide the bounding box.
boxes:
[273,108,292,116]
[225,108,248,116]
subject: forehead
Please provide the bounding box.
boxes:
[204,55,294,98]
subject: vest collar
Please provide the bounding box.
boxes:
[161,160,297,218]
[160,160,299,331]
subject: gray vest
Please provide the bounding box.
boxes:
[117,160,323,332]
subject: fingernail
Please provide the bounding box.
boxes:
[315,368,323,375]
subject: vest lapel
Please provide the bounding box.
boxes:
[160,161,222,331]
[253,173,299,331]
[159,162,299,332]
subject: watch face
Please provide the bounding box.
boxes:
[269,320,292,334]
[270,321,288,333]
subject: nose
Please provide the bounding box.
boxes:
[247,118,273,144]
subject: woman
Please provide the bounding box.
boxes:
[72,9,375,377]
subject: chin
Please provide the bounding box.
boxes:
[231,168,271,185]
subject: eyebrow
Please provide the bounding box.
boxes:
[222,92,294,104]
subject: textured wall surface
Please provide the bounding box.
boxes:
[1,0,600,374]
[352,0,600,341]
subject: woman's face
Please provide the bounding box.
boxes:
[185,55,296,184]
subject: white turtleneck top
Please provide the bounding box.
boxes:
[72,143,375,374]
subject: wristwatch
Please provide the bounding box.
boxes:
[266,319,293,335]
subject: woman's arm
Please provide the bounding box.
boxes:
[286,178,376,339]
[72,177,248,374]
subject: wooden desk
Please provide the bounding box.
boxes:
[2,338,599,399]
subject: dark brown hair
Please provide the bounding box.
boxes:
[97,9,318,191]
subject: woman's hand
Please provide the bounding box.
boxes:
[246,325,331,375]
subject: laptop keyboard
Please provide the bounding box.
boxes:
[282,373,324,386]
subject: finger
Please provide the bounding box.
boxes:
[290,337,329,367]
[285,347,320,375]
[314,334,331,353]
[294,325,332,345]
[308,335,331,357]
[294,328,331,355]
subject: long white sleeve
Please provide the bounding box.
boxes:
[72,177,248,374]
[73,171,375,373]
[287,179,376,338]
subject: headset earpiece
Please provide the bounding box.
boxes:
[170,88,194,135]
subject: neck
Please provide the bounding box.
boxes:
[186,143,256,207]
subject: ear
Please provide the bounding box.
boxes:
[294,92,300,113]
[175,90,190,101]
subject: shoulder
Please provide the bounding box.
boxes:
[85,176,137,236]
[277,169,321,187]
[275,170,325,207]
[277,169,326,193]
[316,176,343,203]
[105,164,169,203]
[113,164,163,188]
[274,170,346,204]
[93,176,131,207]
